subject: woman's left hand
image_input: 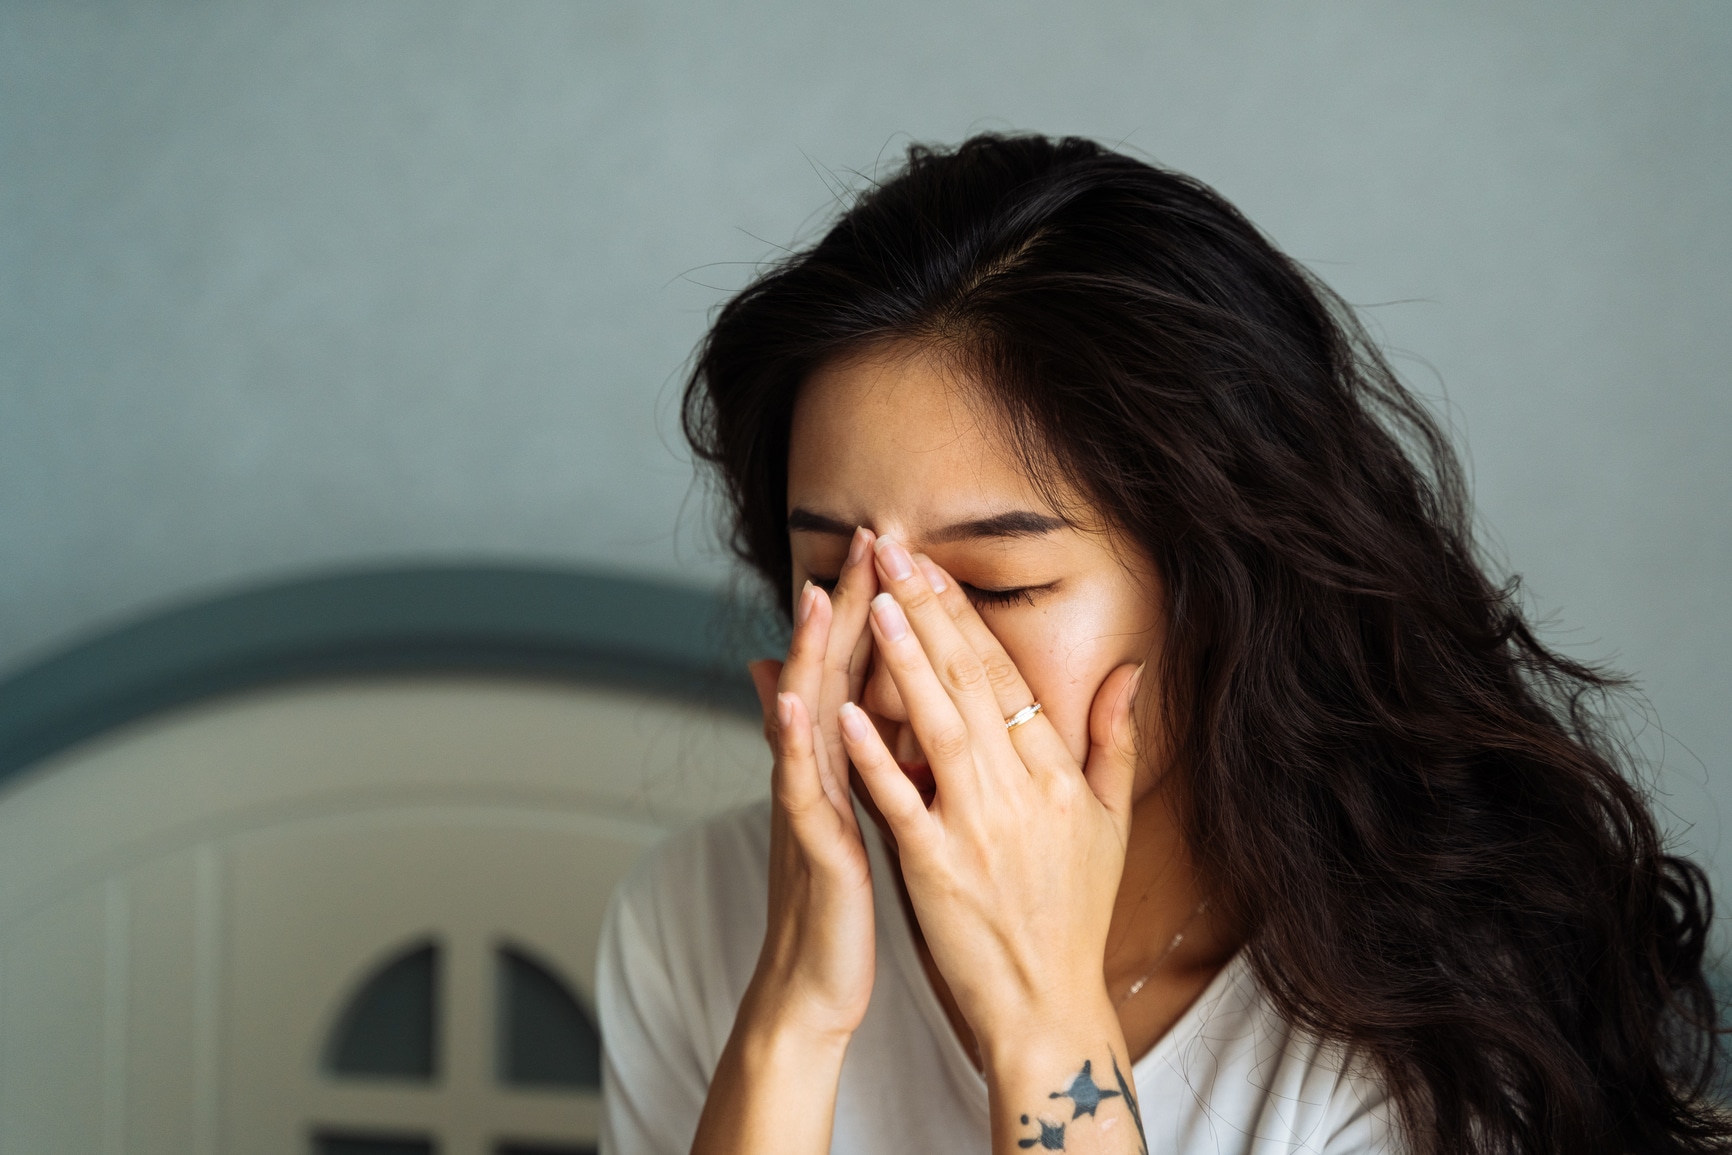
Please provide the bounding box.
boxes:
[838,534,1145,1064]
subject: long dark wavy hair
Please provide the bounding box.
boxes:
[680,133,1724,1154]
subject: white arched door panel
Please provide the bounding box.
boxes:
[226,805,651,1153]
[0,676,768,1155]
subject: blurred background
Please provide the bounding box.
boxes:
[1,3,1728,1153]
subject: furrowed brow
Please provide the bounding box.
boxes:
[786,507,1069,541]
[786,508,856,536]
[930,511,1069,542]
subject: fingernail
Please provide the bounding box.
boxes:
[846,526,872,569]
[795,580,815,625]
[915,555,947,593]
[839,701,871,742]
[875,535,914,582]
[871,592,908,641]
[776,693,794,729]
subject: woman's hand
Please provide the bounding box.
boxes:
[743,526,881,1039]
[840,534,1148,1154]
[691,527,879,1155]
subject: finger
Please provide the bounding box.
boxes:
[911,554,1075,777]
[778,580,832,716]
[779,583,857,813]
[1085,663,1144,824]
[774,691,844,840]
[817,528,879,771]
[824,527,879,691]
[748,658,785,748]
[867,591,980,797]
[838,701,931,846]
[872,536,1005,738]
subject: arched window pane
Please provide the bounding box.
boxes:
[324,940,439,1080]
[496,945,600,1088]
[313,1131,435,1155]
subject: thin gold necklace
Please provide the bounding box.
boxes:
[1114,899,1208,1007]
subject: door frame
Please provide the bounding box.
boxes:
[0,565,778,785]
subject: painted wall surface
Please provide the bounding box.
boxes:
[2,4,1728,880]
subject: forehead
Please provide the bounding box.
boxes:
[787,344,1051,526]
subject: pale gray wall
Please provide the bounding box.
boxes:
[2,3,1728,882]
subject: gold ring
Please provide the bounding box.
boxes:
[1004,702,1043,730]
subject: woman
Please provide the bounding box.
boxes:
[597,134,1724,1154]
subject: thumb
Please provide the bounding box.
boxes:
[1084,662,1144,823]
[748,658,785,748]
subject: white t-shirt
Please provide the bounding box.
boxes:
[597,801,1398,1154]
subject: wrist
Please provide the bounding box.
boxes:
[974,986,1119,1078]
[736,973,859,1061]
[695,976,853,1155]
[976,1000,1144,1155]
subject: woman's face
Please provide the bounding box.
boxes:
[786,342,1167,799]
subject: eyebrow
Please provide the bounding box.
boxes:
[786,507,1068,542]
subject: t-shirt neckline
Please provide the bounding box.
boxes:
[861,804,1251,1099]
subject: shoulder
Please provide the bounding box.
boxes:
[601,800,771,1018]
[613,799,773,928]
[596,804,772,1152]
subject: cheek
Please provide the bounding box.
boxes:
[994,606,1135,765]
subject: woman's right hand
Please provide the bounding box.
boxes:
[742,525,881,1041]
[691,527,880,1155]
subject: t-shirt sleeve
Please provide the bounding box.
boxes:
[596,865,712,1155]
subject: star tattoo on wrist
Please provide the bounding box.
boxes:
[1051,1059,1121,1118]
[1014,1054,1146,1152]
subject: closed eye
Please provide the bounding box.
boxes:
[806,577,1051,607]
[960,582,1047,607]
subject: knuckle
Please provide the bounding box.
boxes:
[898,582,936,615]
[1051,768,1084,801]
[981,649,1023,694]
[1038,778,1078,818]
[777,787,820,822]
[942,651,990,695]
[926,724,972,764]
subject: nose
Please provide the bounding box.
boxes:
[859,642,908,724]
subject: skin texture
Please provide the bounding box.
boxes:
[690,343,1235,1155]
